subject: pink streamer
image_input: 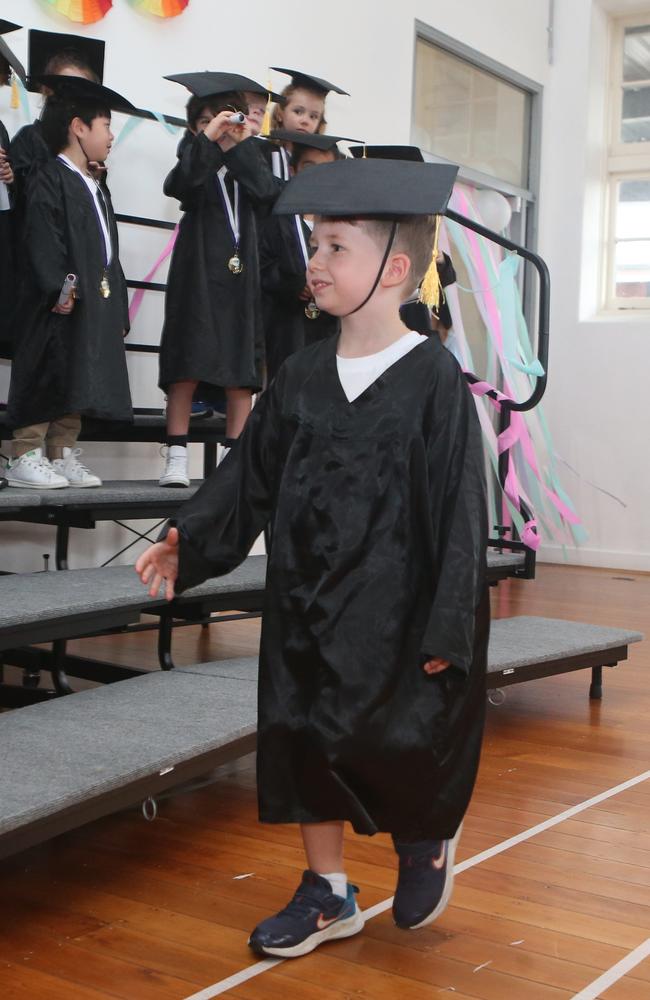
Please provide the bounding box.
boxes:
[128,225,179,325]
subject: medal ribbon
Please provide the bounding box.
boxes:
[216,166,240,251]
[294,214,311,269]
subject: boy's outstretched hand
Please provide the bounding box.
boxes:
[135,526,180,601]
[423,657,450,675]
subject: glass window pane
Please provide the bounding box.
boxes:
[621,27,650,143]
[614,239,650,299]
[621,85,650,142]
[616,180,650,239]
[623,25,650,82]
[413,38,529,187]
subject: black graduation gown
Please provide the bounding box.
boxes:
[261,212,339,382]
[0,119,15,359]
[159,132,278,393]
[172,334,490,840]
[7,159,132,428]
[8,121,50,237]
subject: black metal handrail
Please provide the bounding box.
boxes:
[444,208,550,413]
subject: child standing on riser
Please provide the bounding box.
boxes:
[6,76,133,489]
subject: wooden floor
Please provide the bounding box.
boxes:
[1,564,650,999]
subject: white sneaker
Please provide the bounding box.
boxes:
[159,445,190,487]
[51,447,102,488]
[6,448,70,489]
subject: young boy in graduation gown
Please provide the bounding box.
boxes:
[6,76,133,489]
[0,19,22,359]
[158,72,279,488]
[9,30,105,233]
[260,130,350,380]
[136,157,489,958]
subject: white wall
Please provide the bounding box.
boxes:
[2,0,644,572]
[537,0,650,571]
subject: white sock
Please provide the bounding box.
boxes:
[321,871,348,898]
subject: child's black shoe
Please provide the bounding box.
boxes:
[391,824,462,929]
[248,869,364,958]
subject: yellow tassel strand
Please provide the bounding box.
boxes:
[10,72,19,110]
[418,214,442,312]
[260,78,273,137]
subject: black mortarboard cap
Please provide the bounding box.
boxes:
[271,129,361,151]
[165,72,284,103]
[0,19,25,82]
[32,75,135,114]
[0,19,21,35]
[349,145,425,162]
[28,29,105,89]
[270,67,349,96]
[273,158,458,217]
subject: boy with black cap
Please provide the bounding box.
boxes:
[10,30,105,225]
[136,156,489,957]
[158,72,279,487]
[6,75,133,488]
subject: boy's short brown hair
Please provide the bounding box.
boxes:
[323,215,437,298]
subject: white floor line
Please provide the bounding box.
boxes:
[570,938,650,999]
[182,767,650,1000]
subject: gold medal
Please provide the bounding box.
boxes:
[100,272,111,298]
[228,253,243,275]
[304,300,320,320]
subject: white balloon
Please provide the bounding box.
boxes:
[475,189,512,233]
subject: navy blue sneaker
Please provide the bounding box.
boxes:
[391,824,462,929]
[248,869,364,958]
[190,401,213,419]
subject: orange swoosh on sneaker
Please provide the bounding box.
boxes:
[316,912,341,930]
[431,843,447,870]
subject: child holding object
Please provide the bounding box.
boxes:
[6,76,133,489]
[158,72,279,487]
[136,157,489,958]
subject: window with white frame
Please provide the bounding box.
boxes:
[606,15,650,309]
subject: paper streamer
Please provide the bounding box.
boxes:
[444,183,585,551]
[128,225,178,324]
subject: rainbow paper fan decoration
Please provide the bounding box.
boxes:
[43,0,113,24]
[130,0,190,16]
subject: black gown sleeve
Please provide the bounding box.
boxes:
[223,136,280,210]
[23,167,70,308]
[420,354,488,674]
[163,131,226,202]
[173,372,285,592]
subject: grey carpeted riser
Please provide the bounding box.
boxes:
[0,565,166,627]
[487,549,525,569]
[0,480,200,507]
[180,657,259,681]
[0,489,42,508]
[47,480,201,505]
[487,616,643,673]
[0,619,643,834]
[0,556,268,629]
[0,667,257,834]
[0,552,527,631]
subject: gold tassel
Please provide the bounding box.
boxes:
[418,214,442,311]
[260,78,273,137]
[10,72,19,110]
